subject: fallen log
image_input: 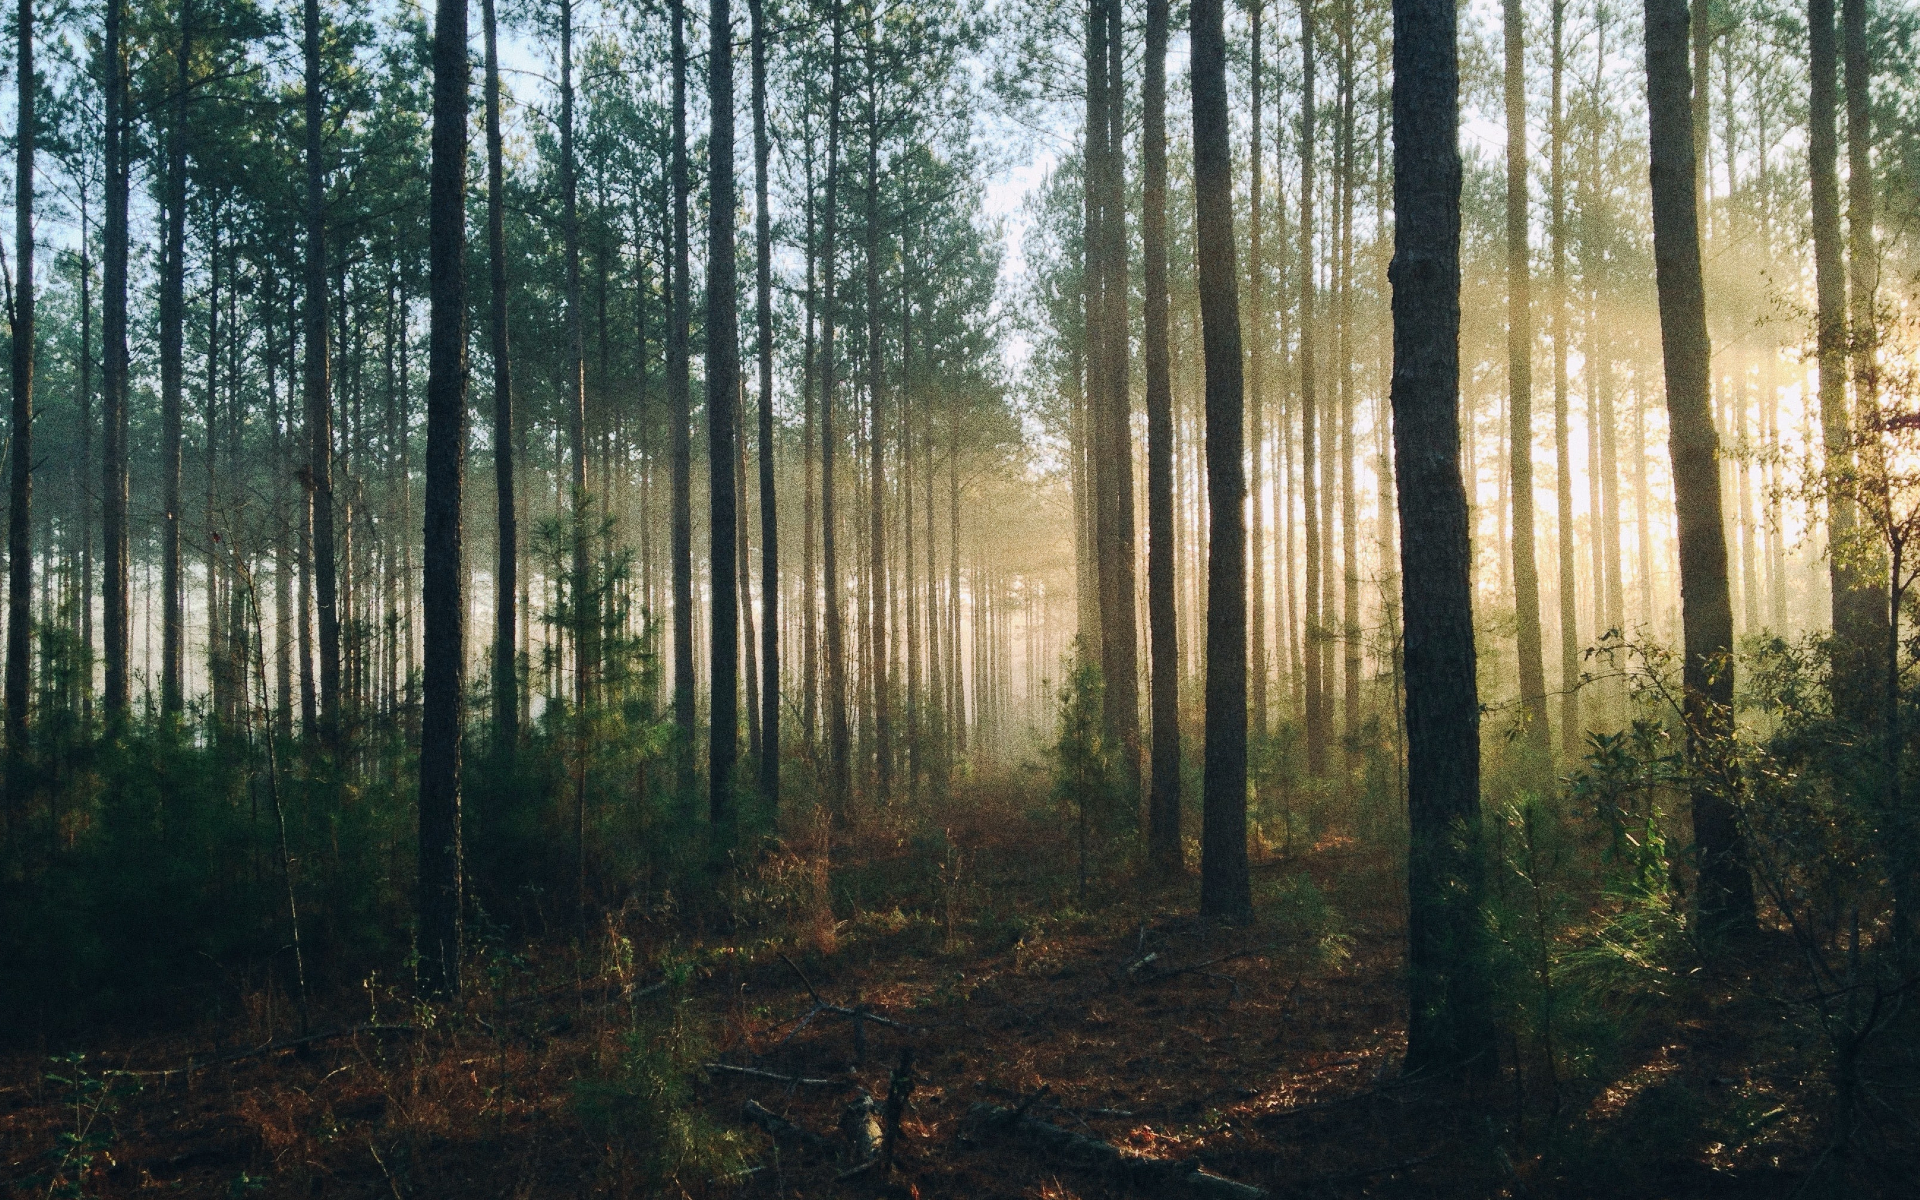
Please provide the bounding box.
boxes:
[841,1092,882,1162]
[742,1099,836,1154]
[967,1103,1267,1200]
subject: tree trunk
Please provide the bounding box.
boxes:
[418,0,468,997]
[1390,0,1493,1079]
[1810,0,1881,721]
[802,139,819,748]
[1338,0,1360,760]
[864,43,890,807]
[1144,0,1181,876]
[1845,0,1874,392]
[670,0,697,801]
[159,0,190,716]
[1248,0,1267,742]
[1193,0,1251,922]
[1643,0,1754,933]
[822,5,852,818]
[484,0,517,754]
[1505,0,1549,754]
[305,0,341,745]
[1299,0,1325,777]
[1551,0,1578,757]
[707,0,741,870]
[102,0,130,720]
[6,0,32,823]
[751,0,779,811]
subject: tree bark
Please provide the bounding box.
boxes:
[822,5,852,818]
[1248,0,1268,742]
[751,0,779,811]
[670,0,697,801]
[1144,0,1181,876]
[1391,0,1493,1079]
[1643,0,1754,933]
[305,0,341,745]
[7,0,32,822]
[1505,0,1549,753]
[1809,0,1881,720]
[102,0,130,720]
[159,0,190,716]
[418,0,468,997]
[1193,0,1251,922]
[1551,0,1578,756]
[707,0,741,870]
[484,0,517,754]
[1298,0,1326,776]
[864,37,890,806]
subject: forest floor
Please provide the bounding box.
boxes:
[0,774,1842,1199]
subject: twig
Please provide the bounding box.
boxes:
[705,1063,853,1088]
[778,952,825,1006]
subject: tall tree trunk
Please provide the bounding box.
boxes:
[1193,0,1251,921]
[78,184,93,721]
[707,0,741,870]
[864,43,890,807]
[1506,0,1548,753]
[1338,0,1359,759]
[751,0,779,811]
[159,0,190,716]
[1690,0,1709,236]
[305,0,341,745]
[669,0,697,801]
[102,0,130,720]
[1392,0,1493,1080]
[1098,0,1140,802]
[1299,0,1325,776]
[822,6,852,818]
[559,0,592,912]
[1810,0,1881,718]
[1248,0,1267,741]
[802,139,819,747]
[484,0,517,754]
[6,0,32,824]
[1082,0,1106,668]
[1643,0,1754,932]
[418,0,468,997]
[1845,0,1874,390]
[1551,0,1578,756]
[1143,0,1181,875]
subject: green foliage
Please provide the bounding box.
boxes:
[1049,645,1127,898]
[573,985,744,1193]
[29,1053,137,1199]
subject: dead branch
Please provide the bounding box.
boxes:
[968,1102,1268,1199]
[743,1099,837,1154]
[705,1062,854,1088]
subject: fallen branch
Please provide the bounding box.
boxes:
[1137,945,1276,985]
[705,1063,854,1089]
[743,1099,837,1154]
[770,954,923,1055]
[107,1024,419,1079]
[968,1102,1268,1200]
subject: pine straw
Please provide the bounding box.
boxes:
[0,802,1835,1199]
